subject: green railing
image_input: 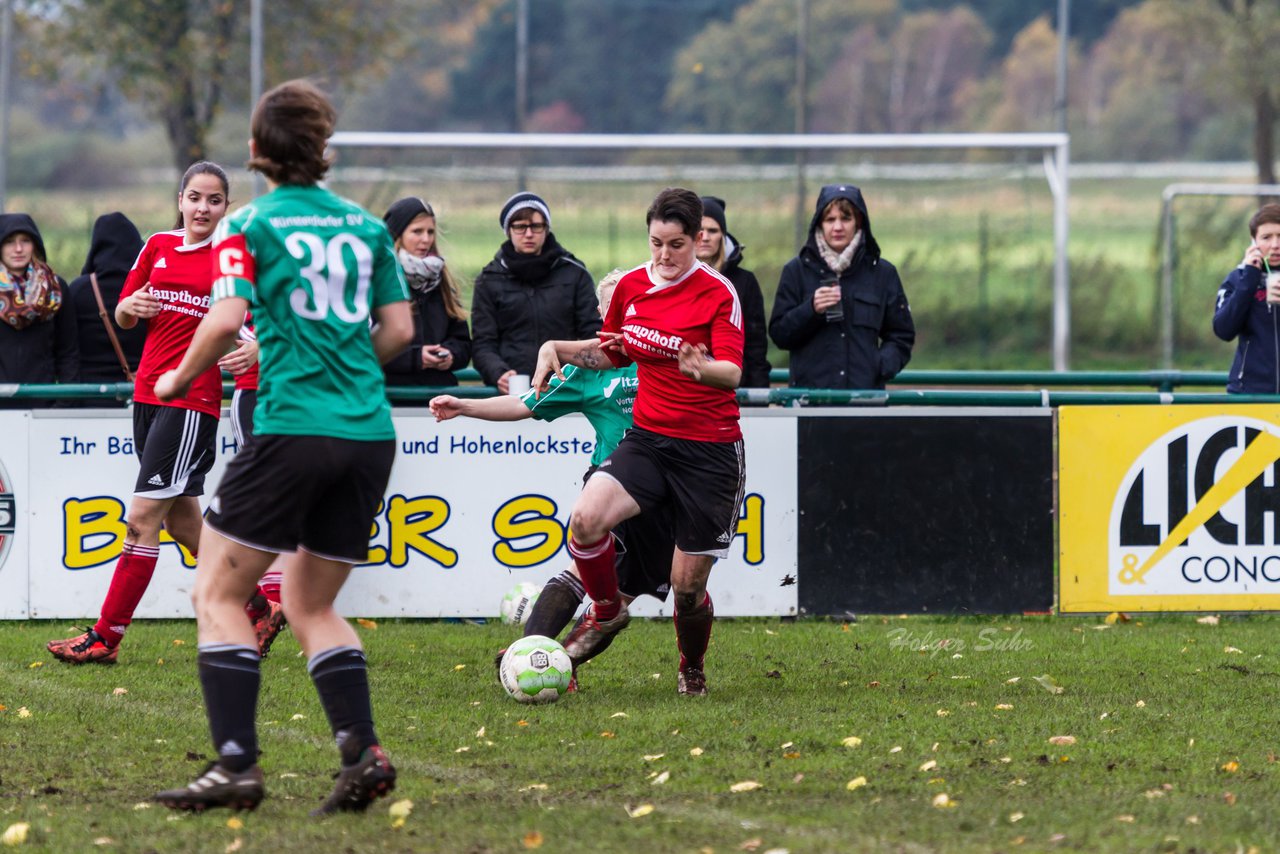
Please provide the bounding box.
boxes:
[0,371,1262,408]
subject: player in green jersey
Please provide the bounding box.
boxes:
[151,80,413,815]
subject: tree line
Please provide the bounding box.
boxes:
[10,0,1280,185]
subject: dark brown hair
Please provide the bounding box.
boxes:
[645,187,703,238]
[1250,203,1280,237]
[173,161,229,230]
[247,79,336,186]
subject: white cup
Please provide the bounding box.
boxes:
[1267,271,1280,305]
[508,374,531,396]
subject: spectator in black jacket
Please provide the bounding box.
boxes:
[696,195,771,388]
[0,212,78,407]
[471,192,599,393]
[65,212,146,389]
[381,197,471,399]
[769,184,914,389]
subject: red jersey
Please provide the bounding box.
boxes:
[234,315,259,392]
[604,260,743,442]
[121,230,223,417]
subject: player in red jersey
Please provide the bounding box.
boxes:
[532,187,746,696]
[48,162,232,664]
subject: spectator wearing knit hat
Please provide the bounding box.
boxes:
[381,196,471,397]
[471,191,599,393]
[695,196,772,388]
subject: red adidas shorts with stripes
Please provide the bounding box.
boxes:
[131,402,219,499]
[594,426,746,559]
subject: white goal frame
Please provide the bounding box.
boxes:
[330,132,1073,370]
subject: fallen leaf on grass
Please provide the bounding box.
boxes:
[652,771,670,786]
[93,839,113,846]
[1009,812,1024,823]
[112,688,128,696]
[935,709,950,717]
[931,793,955,808]
[1104,612,1130,625]
[172,638,185,645]
[16,708,30,719]
[1223,792,1237,805]
[1048,736,1077,746]
[1196,615,1219,625]
[643,754,665,761]
[522,831,543,849]
[1,823,30,846]
[889,746,902,754]
[846,776,867,790]
[1221,761,1240,773]
[1185,815,1200,825]
[1032,675,1064,695]
[627,804,654,817]
[689,747,704,756]
[1115,815,1135,823]
[1006,677,1021,684]
[518,783,547,792]
[995,704,1014,711]
[226,818,243,830]
[453,664,466,671]
[1135,700,1146,708]
[517,720,529,727]
[356,619,377,630]
[290,714,305,721]
[919,760,938,772]
[389,798,413,828]
[611,712,628,718]
[1143,789,1166,799]
[600,732,615,739]
[739,840,763,852]
[841,736,862,748]
[225,840,242,853]
[27,662,42,670]
[730,781,762,793]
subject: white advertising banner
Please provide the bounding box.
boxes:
[9,409,797,620]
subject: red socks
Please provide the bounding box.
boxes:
[674,592,714,670]
[93,543,160,646]
[567,534,620,620]
[259,569,282,604]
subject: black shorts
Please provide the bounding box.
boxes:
[583,464,673,601]
[595,426,745,559]
[231,388,255,448]
[132,403,218,499]
[205,434,394,563]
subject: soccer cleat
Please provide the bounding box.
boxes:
[47,628,118,665]
[311,745,397,816]
[560,600,630,667]
[154,762,265,812]
[253,600,288,656]
[677,666,708,696]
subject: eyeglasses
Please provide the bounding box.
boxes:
[510,222,547,234]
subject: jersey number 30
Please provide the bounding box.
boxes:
[285,232,373,323]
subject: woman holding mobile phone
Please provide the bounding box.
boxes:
[1213,203,1280,393]
[380,197,471,398]
[769,183,914,390]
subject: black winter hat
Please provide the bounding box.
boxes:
[383,197,435,243]
[699,196,727,233]
[499,191,551,232]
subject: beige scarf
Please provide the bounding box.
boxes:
[816,230,863,275]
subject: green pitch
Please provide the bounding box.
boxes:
[3,615,1279,852]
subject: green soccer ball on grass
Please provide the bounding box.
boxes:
[499,581,541,625]
[499,635,573,704]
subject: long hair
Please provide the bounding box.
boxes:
[247,79,336,186]
[393,234,468,322]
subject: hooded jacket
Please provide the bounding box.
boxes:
[65,212,146,384]
[719,232,772,388]
[768,184,914,389]
[0,213,79,404]
[470,234,600,385]
[1213,261,1280,393]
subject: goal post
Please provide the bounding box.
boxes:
[329,131,1072,369]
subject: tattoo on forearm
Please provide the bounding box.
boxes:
[570,343,605,369]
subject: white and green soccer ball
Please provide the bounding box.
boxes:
[499,581,541,625]
[499,635,573,704]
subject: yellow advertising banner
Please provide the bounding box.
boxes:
[1060,404,1280,612]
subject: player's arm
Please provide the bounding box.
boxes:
[154,297,247,401]
[678,342,741,389]
[429,394,532,422]
[531,336,619,395]
[371,300,414,365]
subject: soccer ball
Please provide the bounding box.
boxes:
[499,635,573,704]
[499,581,541,625]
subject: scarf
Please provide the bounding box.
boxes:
[500,232,563,282]
[398,249,445,294]
[0,261,61,330]
[816,230,862,275]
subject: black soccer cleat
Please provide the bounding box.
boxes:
[311,745,397,816]
[154,762,265,812]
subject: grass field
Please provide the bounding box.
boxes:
[3,615,1280,852]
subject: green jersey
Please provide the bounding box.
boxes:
[211,185,409,440]
[519,364,638,465]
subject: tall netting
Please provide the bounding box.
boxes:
[327,132,1072,371]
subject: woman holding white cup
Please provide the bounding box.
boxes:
[1212,203,1280,393]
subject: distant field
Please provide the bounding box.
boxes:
[4,615,1280,852]
[8,168,1259,372]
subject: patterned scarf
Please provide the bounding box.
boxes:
[816,230,863,275]
[0,261,61,330]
